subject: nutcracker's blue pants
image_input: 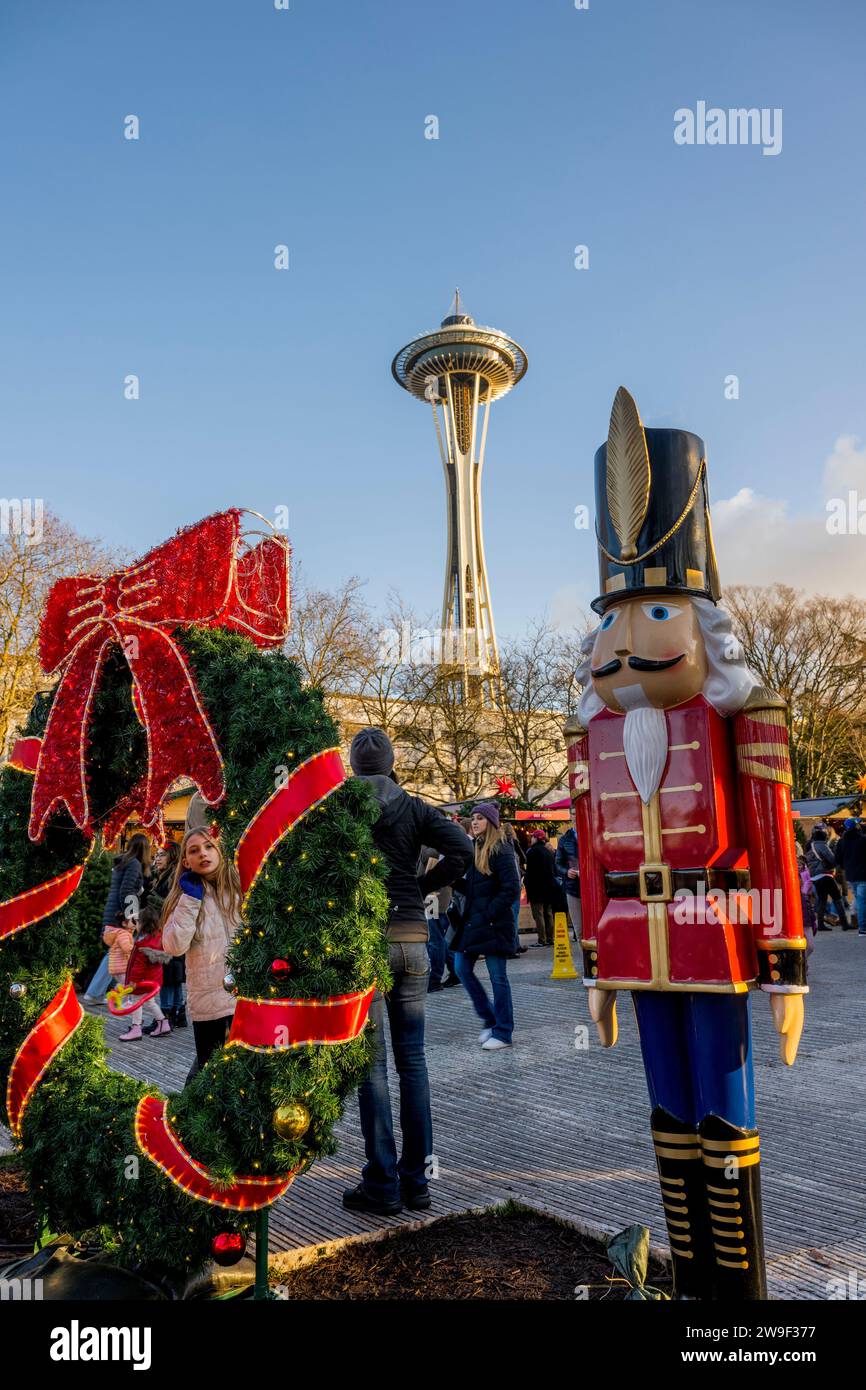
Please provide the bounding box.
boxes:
[632,992,755,1130]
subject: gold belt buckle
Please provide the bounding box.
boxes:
[639,863,672,903]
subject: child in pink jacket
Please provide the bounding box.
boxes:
[104,906,171,1042]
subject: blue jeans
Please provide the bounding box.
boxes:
[427,915,446,986]
[511,898,521,952]
[357,941,433,1202]
[160,981,185,1011]
[851,880,866,933]
[454,951,514,1043]
[85,951,114,999]
[442,916,456,977]
[430,913,456,980]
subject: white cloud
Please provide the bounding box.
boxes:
[823,435,866,496]
[548,583,592,633]
[712,436,866,599]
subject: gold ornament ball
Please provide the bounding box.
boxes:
[273,1103,311,1141]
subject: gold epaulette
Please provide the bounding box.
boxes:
[742,686,788,716]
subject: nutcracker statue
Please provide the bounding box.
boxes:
[565,387,807,1300]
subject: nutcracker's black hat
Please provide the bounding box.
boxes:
[592,386,722,614]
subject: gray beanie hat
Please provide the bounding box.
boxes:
[349,727,395,776]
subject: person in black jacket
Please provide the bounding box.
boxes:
[835,817,866,935]
[344,728,473,1216]
[83,833,153,1003]
[146,840,188,1029]
[524,829,558,946]
[502,822,527,953]
[806,826,851,931]
[554,824,581,942]
[452,802,521,1050]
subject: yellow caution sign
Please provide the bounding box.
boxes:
[550,911,578,980]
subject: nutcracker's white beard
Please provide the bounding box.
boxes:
[622,704,669,804]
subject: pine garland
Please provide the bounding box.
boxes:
[0,626,389,1277]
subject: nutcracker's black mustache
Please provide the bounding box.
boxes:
[591,654,685,678]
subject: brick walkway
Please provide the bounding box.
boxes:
[5,929,864,1298]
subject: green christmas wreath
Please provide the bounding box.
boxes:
[0,511,389,1278]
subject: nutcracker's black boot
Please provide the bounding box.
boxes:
[650,1107,715,1299]
[698,1114,767,1300]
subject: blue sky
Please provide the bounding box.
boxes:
[2,0,864,637]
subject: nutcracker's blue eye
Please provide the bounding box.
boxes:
[599,610,619,631]
[641,602,681,623]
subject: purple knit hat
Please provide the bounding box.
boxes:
[473,801,500,829]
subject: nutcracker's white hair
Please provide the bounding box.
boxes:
[575,596,761,728]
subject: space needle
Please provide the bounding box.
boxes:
[392,293,527,701]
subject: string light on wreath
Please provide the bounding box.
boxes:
[0,858,92,943]
[27,509,290,845]
[0,504,392,1275]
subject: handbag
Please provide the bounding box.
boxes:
[445,899,464,949]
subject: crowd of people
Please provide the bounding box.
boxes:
[81,731,866,1218]
[800,816,866,941]
[83,816,243,1083]
[81,725,581,1216]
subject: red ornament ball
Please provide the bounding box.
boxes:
[270,958,292,978]
[211,1231,246,1267]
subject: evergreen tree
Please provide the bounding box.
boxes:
[0,627,389,1276]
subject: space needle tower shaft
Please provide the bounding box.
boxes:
[392,293,527,699]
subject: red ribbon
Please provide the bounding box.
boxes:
[235,747,346,901]
[7,737,40,774]
[29,509,290,842]
[135,1096,298,1210]
[0,861,88,943]
[228,985,376,1051]
[6,979,84,1138]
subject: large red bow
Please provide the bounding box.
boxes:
[29,509,290,843]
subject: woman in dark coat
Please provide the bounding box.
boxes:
[148,840,188,1028]
[452,802,520,1049]
[524,830,558,947]
[83,833,152,1003]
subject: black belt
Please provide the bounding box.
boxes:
[605,868,751,899]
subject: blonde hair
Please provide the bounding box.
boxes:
[474,821,507,877]
[160,828,242,937]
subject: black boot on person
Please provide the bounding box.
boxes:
[342,1183,403,1215]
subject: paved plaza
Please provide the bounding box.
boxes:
[29,929,852,1300]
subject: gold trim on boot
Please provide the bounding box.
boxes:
[650,1107,715,1299]
[698,1114,767,1301]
